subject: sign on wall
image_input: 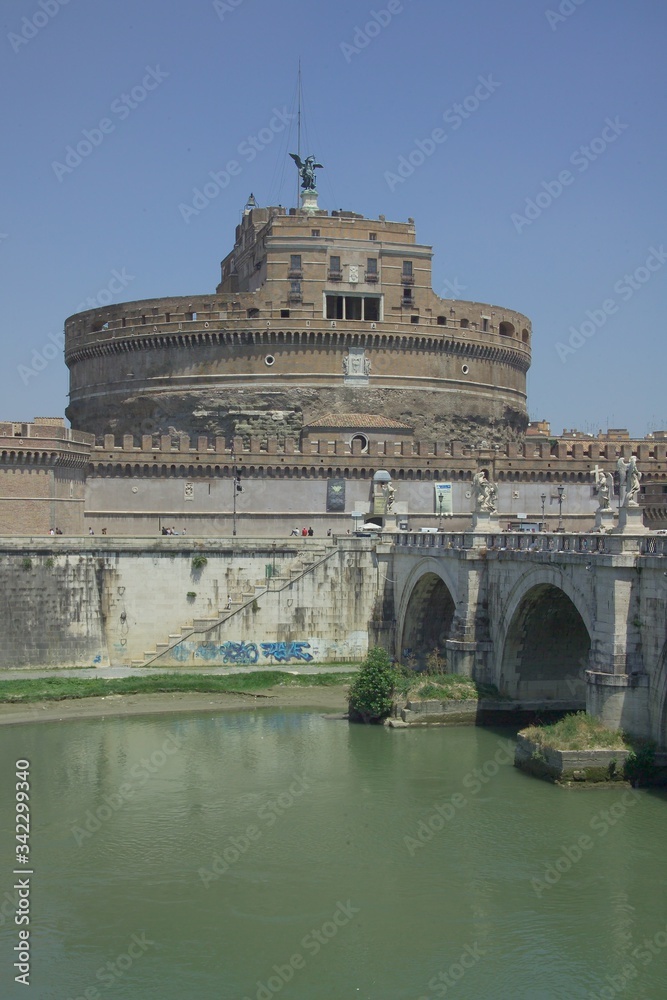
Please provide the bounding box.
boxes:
[434,482,453,513]
[326,478,346,511]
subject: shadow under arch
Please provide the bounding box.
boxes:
[499,583,590,703]
[651,639,667,748]
[399,568,457,670]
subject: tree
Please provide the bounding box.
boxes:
[348,647,397,724]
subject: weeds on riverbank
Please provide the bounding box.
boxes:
[0,672,358,704]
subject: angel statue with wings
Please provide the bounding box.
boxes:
[289,153,323,191]
[616,455,641,507]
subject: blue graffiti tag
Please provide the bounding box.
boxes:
[171,643,192,662]
[219,641,259,665]
[260,641,313,663]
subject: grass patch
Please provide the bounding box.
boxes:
[521,712,628,752]
[0,672,358,705]
[396,671,501,702]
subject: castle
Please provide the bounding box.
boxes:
[2,181,665,536]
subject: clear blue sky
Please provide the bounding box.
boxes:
[1,0,665,437]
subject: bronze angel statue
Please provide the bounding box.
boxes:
[289,153,323,191]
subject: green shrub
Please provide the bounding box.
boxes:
[348,647,397,724]
[21,557,32,571]
[45,556,54,569]
[186,591,196,599]
[624,742,657,786]
[191,554,208,571]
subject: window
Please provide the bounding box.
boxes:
[482,317,489,332]
[185,311,197,321]
[290,280,301,293]
[402,260,413,276]
[141,315,147,325]
[499,321,515,337]
[460,318,469,329]
[290,254,302,271]
[367,258,378,274]
[326,295,344,320]
[165,312,170,324]
[325,295,380,321]
[411,315,419,324]
[121,317,126,328]
[364,298,380,321]
[330,255,341,271]
[280,309,290,318]
[247,308,260,318]
[345,296,362,320]
[403,288,412,301]
[369,232,377,241]
[311,229,320,237]
[437,316,447,326]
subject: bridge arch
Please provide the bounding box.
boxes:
[496,570,593,703]
[651,640,667,748]
[397,558,458,669]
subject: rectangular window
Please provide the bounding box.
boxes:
[325,295,380,321]
[482,317,489,332]
[345,296,362,320]
[364,298,380,321]
[366,258,377,275]
[290,280,301,293]
[402,260,413,276]
[326,295,344,319]
[311,229,320,237]
[369,232,377,241]
[403,288,412,300]
[330,255,341,271]
[165,312,170,324]
[290,254,302,271]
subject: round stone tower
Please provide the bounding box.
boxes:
[65,202,531,445]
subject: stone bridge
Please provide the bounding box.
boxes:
[377,531,667,745]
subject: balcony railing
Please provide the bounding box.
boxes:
[327,270,342,281]
[401,274,415,285]
[366,273,379,283]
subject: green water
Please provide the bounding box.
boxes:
[0,709,666,999]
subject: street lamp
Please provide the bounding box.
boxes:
[557,485,565,532]
[437,491,444,528]
[232,458,243,537]
[540,492,546,528]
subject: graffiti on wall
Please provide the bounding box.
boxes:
[167,640,314,665]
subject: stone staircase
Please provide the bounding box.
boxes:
[132,545,331,667]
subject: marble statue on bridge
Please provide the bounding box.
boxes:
[617,456,642,508]
[473,469,498,514]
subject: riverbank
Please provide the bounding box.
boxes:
[0,673,355,726]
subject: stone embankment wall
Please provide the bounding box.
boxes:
[0,538,378,669]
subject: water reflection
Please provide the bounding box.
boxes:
[0,711,665,999]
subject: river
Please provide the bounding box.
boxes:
[0,708,665,999]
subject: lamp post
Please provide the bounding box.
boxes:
[540,492,546,528]
[437,491,444,528]
[232,457,243,537]
[557,485,565,532]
